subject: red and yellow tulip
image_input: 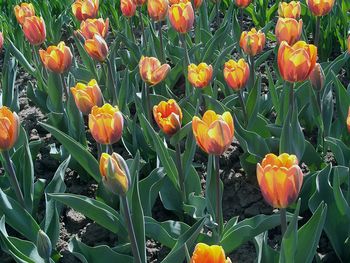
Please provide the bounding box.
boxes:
[224,59,250,91]
[84,34,108,62]
[307,0,335,17]
[148,0,169,21]
[14,3,35,25]
[240,28,266,56]
[192,110,234,156]
[188,63,213,88]
[235,0,252,8]
[39,42,73,74]
[347,107,350,133]
[72,0,99,21]
[257,153,303,209]
[168,2,194,34]
[278,1,301,19]
[79,18,109,40]
[275,18,303,45]
[153,99,182,136]
[22,16,46,46]
[139,56,170,85]
[309,63,324,91]
[169,0,202,9]
[0,106,20,151]
[190,243,232,263]
[278,41,317,83]
[121,0,136,17]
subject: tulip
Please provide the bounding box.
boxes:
[22,16,46,46]
[39,42,73,74]
[257,153,303,209]
[188,63,213,88]
[309,63,324,91]
[0,32,3,50]
[235,0,252,8]
[278,1,301,19]
[14,3,35,25]
[84,34,108,62]
[71,79,103,115]
[275,18,303,45]
[121,0,136,17]
[190,243,232,263]
[0,107,20,151]
[192,110,234,156]
[307,0,335,17]
[223,59,250,91]
[134,0,147,6]
[348,35,350,54]
[148,0,169,21]
[139,56,170,85]
[278,41,317,83]
[72,0,99,21]
[79,18,109,40]
[168,2,194,34]
[240,28,265,56]
[347,107,350,133]
[89,103,123,145]
[169,0,202,9]
[99,152,130,195]
[153,99,182,136]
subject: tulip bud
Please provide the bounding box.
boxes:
[188,63,213,88]
[71,79,103,115]
[153,99,182,136]
[278,41,317,83]
[278,1,301,19]
[72,0,99,21]
[307,0,335,17]
[240,28,265,56]
[99,152,130,196]
[223,59,250,91]
[191,243,232,263]
[39,42,73,74]
[88,103,124,145]
[22,16,46,46]
[84,34,108,62]
[79,18,109,40]
[348,35,350,54]
[347,107,350,134]
[192,110,234,156]
[309,63,325,91]
[148,0,169,21]
[36,230,52,260]
[121,0,136,17]
[257,153,303,209]
[275,18,303,46]
[168,2,194,34]
[139,56,170,86]
[169,0,202,9]
[0,106,20,151]
[14,3,35,25]
[0,32,3,50]
[235,0,252,8]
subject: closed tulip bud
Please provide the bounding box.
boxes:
[14,3,35,25]
[89,103,123,145]
[278,1,301,19]
[275,18,303,45]
[188,63,213,88]
[139,56,170,85]
[169,2,194,34]
[307,0,335,17]
[223,59,250,91]
[121,0,137,17]
[39,42,73,74]
[148,0,169,21]
[79,18,109,40]
[190,243,232,263]
[153,99,182,136]
[240,28,265,56]
[192,110,234,156]
[0,106,20,151]
[347,107,350,133]
[134,0,147,6]
[169,0,202,9]
[100,153,130,196]
[72,0,99,21]
[309,63,324,91]
[0,32,3,50]
[71,79,103,115]
[278,41,317,83]
[84,34,108,62]
[36,230,52,260]
[348,35,350,54]
[257,153,303,209]
[235,0,252,8]
[22,16,46,46]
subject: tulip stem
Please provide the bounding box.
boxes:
[240,8,243,31]
[180,34,190,67]
[121,197,142,263]
[214,155,222,235]
[129,18,136,43]
[215,0,220,28]
[314,16,321,48]
[106,58,118,105]
[1,150,25,209]
[60,74,69,102]
[289,82,294,115]
[249,55,255,91]
[97,143,102,160]
[158,22,165,63]
[185,243,191,262]
[175,143,186,203]
[144,84,152,122]
[138,7,146,46]
[238,89,248,126]
[280,208,287,237]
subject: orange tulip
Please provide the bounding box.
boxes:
[278,41,317,83]
[72,0,99,21]
[307,0,335,16]
[22,16,46,46]
[235,0,252,8]
[153,99,182,136]
[192,110,234,156]
[71,79,103,115]
[0,32,3,50]
[168,2,194,34]
[84,34,108,62]
[169,0,202,9]
[188,63,213,88]
[309,63,324,91]
[14,3,35,25]
[39,42,73,74]
[121,0,136,17]
[139,56,170,85]
[347,107,350,133]
[79,18,109,40]
[88,103,124,145]
[0,106,20,151]
[275,18,303,45]
[240,28,266,56]
[134,0,147,6]
[278,1,301,19]
[99,152,130,195]
[223,59,250,91]
[257,153,303,209]
[347,35,350,54]
[190,243,232,263]
[148,0,169,21]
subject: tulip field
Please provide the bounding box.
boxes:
[0,0,350,262]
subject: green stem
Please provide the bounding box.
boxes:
[289,82,294,115]
[185,243,191,262]
[238,89,248,126]
[138,7,146,46]
[129,18,136,43]
[180,34,190,67]
[121,197,142,263]
[280,208,287,237]
[249,55,255,91]
[175,143,186,202]
[144,84,152,122]
[215,0,220,27]
[314,16,321,48]
[240,8,243,31]
[214,155,222,235]
[97,143,102,160]
[1,151,25,208]
[60,74,69,102]
[106,58,118,105]
[158,21,165,63]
